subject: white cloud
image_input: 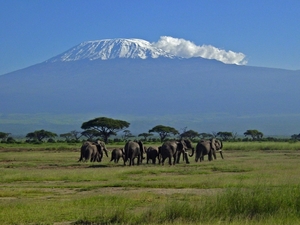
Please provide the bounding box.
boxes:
[152,36,247,65]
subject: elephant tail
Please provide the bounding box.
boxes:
[124,141,130,162]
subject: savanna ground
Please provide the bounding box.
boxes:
[1,141,300,224]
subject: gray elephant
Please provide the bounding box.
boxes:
[124,140,145,166]
[78,140,109,162]
[175,139,195,164]
[110,148,125,163]
[195,138,224,162]
[146,146,160,164]
[160,139,194,165]
[78,141,99,162]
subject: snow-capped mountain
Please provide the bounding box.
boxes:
[47,38,178,62]
[1,38,300,136]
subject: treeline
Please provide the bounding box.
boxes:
[0,116,299,144]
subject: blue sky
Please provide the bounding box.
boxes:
[1,0,299,75]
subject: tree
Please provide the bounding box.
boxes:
[199,133,213,139]
[70,130,83,141]
[244,129,263,140]
[60,132,73,141]
[138,132,153,141]
[148,125,179,142]
[122,130,135,141]
[217,131,233,141]
[81,129,100,141]
[81,117,130,143]
[291,134,300,140]
[0,132,10,142]
[180,129,200,141]
[60,130,83,141]
[26,130,57,142]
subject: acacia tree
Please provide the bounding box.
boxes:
[81,129,100,141]
[199,133,213,139]
[69,130,83,141]
[180,129,200,141]
[60,133,73,141]
[138,132,153,141]
[291,134,300,140]
[244,129,263,140]
[149,125,179,142]
[26,130,57,142]
[0,132,10,142]
[217,131,233,141]
[59,130,82,142]
[122,130,135,141]
[81,117,130,143]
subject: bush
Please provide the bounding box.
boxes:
[47,138,56,143]
[6,137,16,143]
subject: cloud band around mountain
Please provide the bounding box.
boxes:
[152,36,247,65]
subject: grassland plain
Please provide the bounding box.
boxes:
[1,142,300,224]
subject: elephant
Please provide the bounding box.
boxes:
[78,141,99,162]
[124,140,145,166]
[78,140,109,162]
[175,139,195,164]
[110,148,125,163]
[159,139,194,165]
[195,138,224,162]
[146,146,161,164]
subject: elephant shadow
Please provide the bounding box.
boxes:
[88,164,109,168]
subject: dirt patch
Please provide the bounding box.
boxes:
[91,187,221,196]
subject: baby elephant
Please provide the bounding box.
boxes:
[110,148,125,163]
[146,146,161,164]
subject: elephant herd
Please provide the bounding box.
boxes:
[78,138,224,166]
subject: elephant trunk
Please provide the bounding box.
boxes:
[189,147,194,157]
[104,147,109,157]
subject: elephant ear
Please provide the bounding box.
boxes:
[177,142,184,151]
[95,144,103,152]
[184,139,193,149]
[138,141,144,152]
[210,138,217,151]
[216,139,223,150]
[180,140,188,150]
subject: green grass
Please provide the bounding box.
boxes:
[1,142,300,224]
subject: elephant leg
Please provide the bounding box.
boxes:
[168,156,173,165]
[195,153,199,162]
[137,157,140,165]
[208,152,213,161]
[219,151,224,159]
[172,155,176,165]
[184,152,190,164]
[176,152,180,164]
[213,151,217,160]
[161,157,166,165]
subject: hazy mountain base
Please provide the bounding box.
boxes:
[1,58,300,137]
[0,112,298,137]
